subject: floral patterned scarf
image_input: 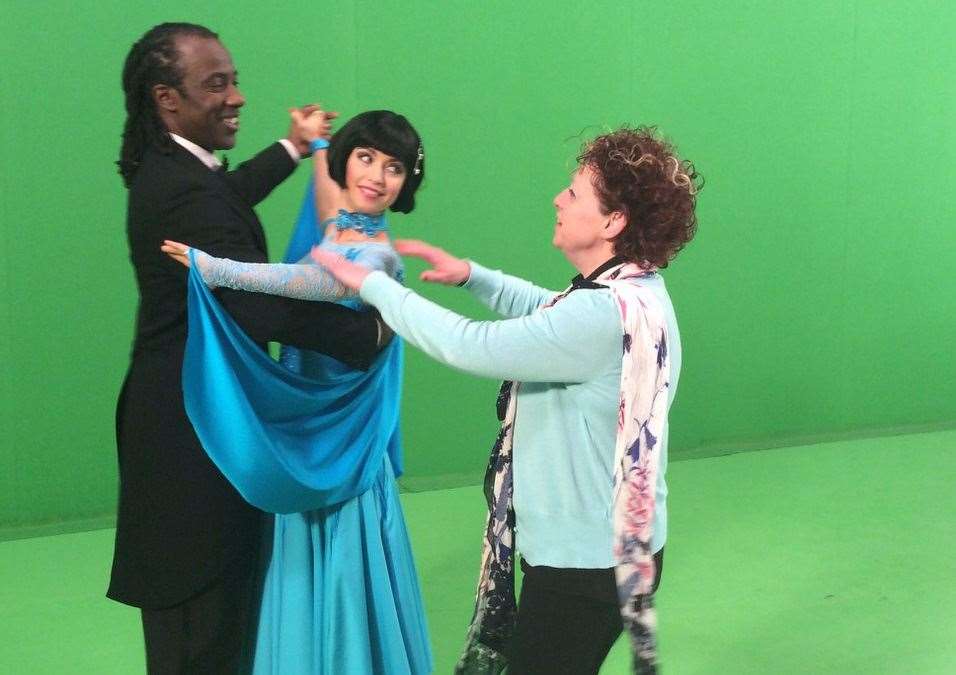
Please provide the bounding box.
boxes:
[455,261,671,675]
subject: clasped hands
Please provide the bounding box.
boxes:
[286,103,338,156]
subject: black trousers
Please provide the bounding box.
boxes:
[140,559,258,675]
[506,548,664,675]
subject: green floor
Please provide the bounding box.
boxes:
[2,430,954,674]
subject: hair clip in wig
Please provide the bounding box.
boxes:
[413,146,423,175]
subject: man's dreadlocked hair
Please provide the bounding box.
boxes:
[117,23,218,188]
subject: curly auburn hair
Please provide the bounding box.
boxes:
[578,126,701,268]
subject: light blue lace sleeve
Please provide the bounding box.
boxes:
[190,244,400,301]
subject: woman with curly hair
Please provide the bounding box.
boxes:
[314,125,700,674]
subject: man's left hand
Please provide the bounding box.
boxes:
[286,104,338,155]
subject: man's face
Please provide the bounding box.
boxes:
[162,36,244,150]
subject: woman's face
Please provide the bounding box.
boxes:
[552,166,610,257]
[343,147,407,214]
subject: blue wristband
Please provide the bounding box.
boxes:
[309,138,330,153]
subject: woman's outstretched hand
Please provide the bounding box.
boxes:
[161,240,191,268]
[394,239,470,285]
[309,247,371,290]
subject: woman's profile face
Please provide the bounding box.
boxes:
[551,166,609,257]
[343,147,407,214]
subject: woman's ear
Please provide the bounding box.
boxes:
[602,211,627,241]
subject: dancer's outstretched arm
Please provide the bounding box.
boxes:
[162,241,399,302]
[288,107,346,224]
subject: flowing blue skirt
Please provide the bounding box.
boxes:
[253,455,432,674]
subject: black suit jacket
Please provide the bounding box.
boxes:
[108,141,380,608]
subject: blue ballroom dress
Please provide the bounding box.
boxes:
[181,202,432,674]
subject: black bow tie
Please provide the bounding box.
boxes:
[215,156,230,173]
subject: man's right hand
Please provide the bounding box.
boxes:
[394,239,472,285]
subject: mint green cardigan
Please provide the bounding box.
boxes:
[361,261,681,568]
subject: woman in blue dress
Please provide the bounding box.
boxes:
[163,109,432,675]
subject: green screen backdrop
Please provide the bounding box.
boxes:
[2,1,954,531]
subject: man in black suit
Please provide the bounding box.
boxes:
[109,23,384,673]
